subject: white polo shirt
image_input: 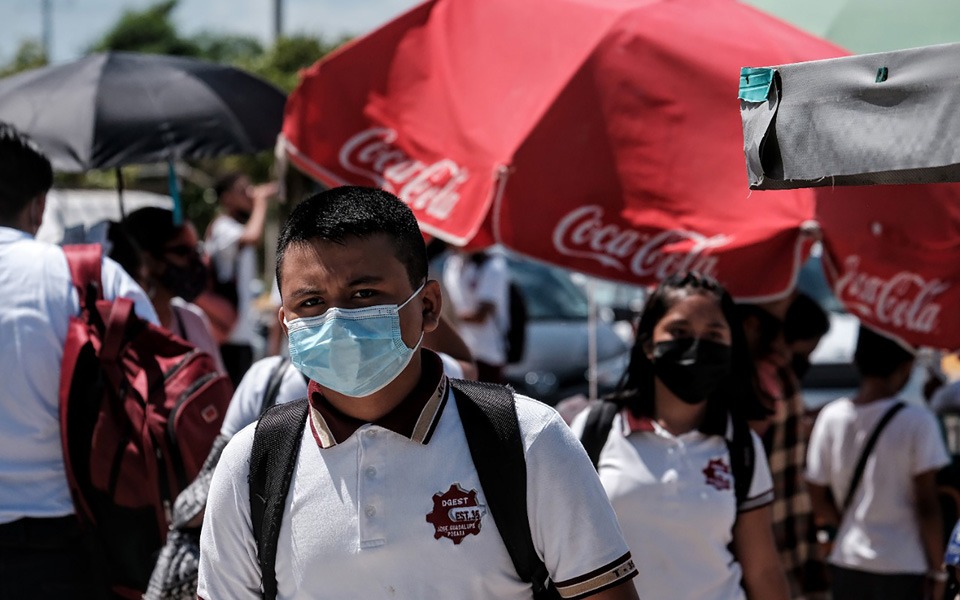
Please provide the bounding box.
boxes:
[199,363,636,599]
[205,214,258,346]
[570,408,774,600]
[0,226,158,524]
[806,397,950,574]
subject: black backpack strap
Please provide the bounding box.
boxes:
[842,401,906,512]
[726,416,756,508]
[448,379,558,600]
[259,357,292,417]
[579,401,621,469]
[248,398,309,600]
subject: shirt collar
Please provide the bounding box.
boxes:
[307,349,448,449]
[0,226,32,243]
[622,408,734,440]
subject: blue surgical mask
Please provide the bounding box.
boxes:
[285,284,425,398]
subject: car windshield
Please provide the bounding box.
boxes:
[509,259,589,320]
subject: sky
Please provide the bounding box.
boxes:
[0,0,421,64]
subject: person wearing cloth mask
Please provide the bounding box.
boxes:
[572,272,789,600]
[198,186,639,599]
[112,206,225,374]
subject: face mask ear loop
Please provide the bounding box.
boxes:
[398,281,427,310]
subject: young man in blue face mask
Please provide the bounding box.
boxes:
[197,186,639,600]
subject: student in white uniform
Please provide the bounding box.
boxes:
[198,186,639,600]
[572,272,789,600]
[806,326,950,600]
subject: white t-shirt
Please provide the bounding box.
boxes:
[806,397,950,574]
[220,352,465,439]
[205,214,258,345]
[0,227,158,524]
[442,252,509,366]
[199,382,636,599]
[570,409,774,600]
[170,298,226,374]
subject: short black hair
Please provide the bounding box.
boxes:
[213,171,244,199]
[854,325,915,378]
[0,123,53,221]
[784,293,830,344]
[123,206,182,257]
[611,271,765,434]
[275,186,428,293]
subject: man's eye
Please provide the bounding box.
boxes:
[301,298,323,308]
[353,289,377,300]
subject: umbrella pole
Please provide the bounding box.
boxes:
[587,278,598,402]
[115,167,126,221]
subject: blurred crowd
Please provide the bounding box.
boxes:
[3,122,959,600]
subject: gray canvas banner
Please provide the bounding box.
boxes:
[740,42,960,190]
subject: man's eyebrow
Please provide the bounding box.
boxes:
[287,286,323,299]
[346,275,384,287]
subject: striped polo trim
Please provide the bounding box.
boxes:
[554,551,637,599]
[738,488,775,513]
[308,375,449,449]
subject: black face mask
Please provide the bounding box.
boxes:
[652,338,733,405]
[791,354,812,381]
[158,255,209,302]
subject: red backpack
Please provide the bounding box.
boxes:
[58,244,234,598]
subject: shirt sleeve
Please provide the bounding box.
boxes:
[739,430,775,512]
[911,406,951,476]
[99,255,159,325]
[197,425,263,599]
[220,358,308,437]
[521,400,637,598]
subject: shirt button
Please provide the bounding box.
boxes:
[364,505,377,517]
[365,466,377,478]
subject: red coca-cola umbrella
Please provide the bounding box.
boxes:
[816,184,960,350]
[281,0,845,300]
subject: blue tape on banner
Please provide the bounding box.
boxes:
[738,67,774,103]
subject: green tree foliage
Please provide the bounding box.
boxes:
[90,0,200,56]
[0,40,48,77]
[192,32,264,65]
[239,34,346,92]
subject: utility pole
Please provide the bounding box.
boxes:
[273,0,283,43]
[41,0,53,60]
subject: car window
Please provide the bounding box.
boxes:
[508,259,589,321]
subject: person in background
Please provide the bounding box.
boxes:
[765,293,832,599]
[807,326,950,600]
[202,171,278,387]
[198,186,639,599]
[111,206,225,374]
[442,247,510,383]
[0,123,158,598]
[571,272,789,600]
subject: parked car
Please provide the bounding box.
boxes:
[432,250,632,405]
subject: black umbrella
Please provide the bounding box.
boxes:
[0,51,286,172]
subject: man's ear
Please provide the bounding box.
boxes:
[278,305,289,337]
[420,280,442,333]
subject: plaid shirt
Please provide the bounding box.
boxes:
[763,370,830,600]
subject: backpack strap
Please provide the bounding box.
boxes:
[579,401,620,469]
[726,415,756,509]
[249,398,309,600]
[62,244,105,311]
[841,401,906,512]
[259,358,292,417]
[448,379,558,600]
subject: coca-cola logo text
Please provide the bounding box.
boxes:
[834,255,948,334]
[552,205,731,280]
[339,128,468,220]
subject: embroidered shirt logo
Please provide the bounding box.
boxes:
[702,457,732,491]
[425,484,486,544]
